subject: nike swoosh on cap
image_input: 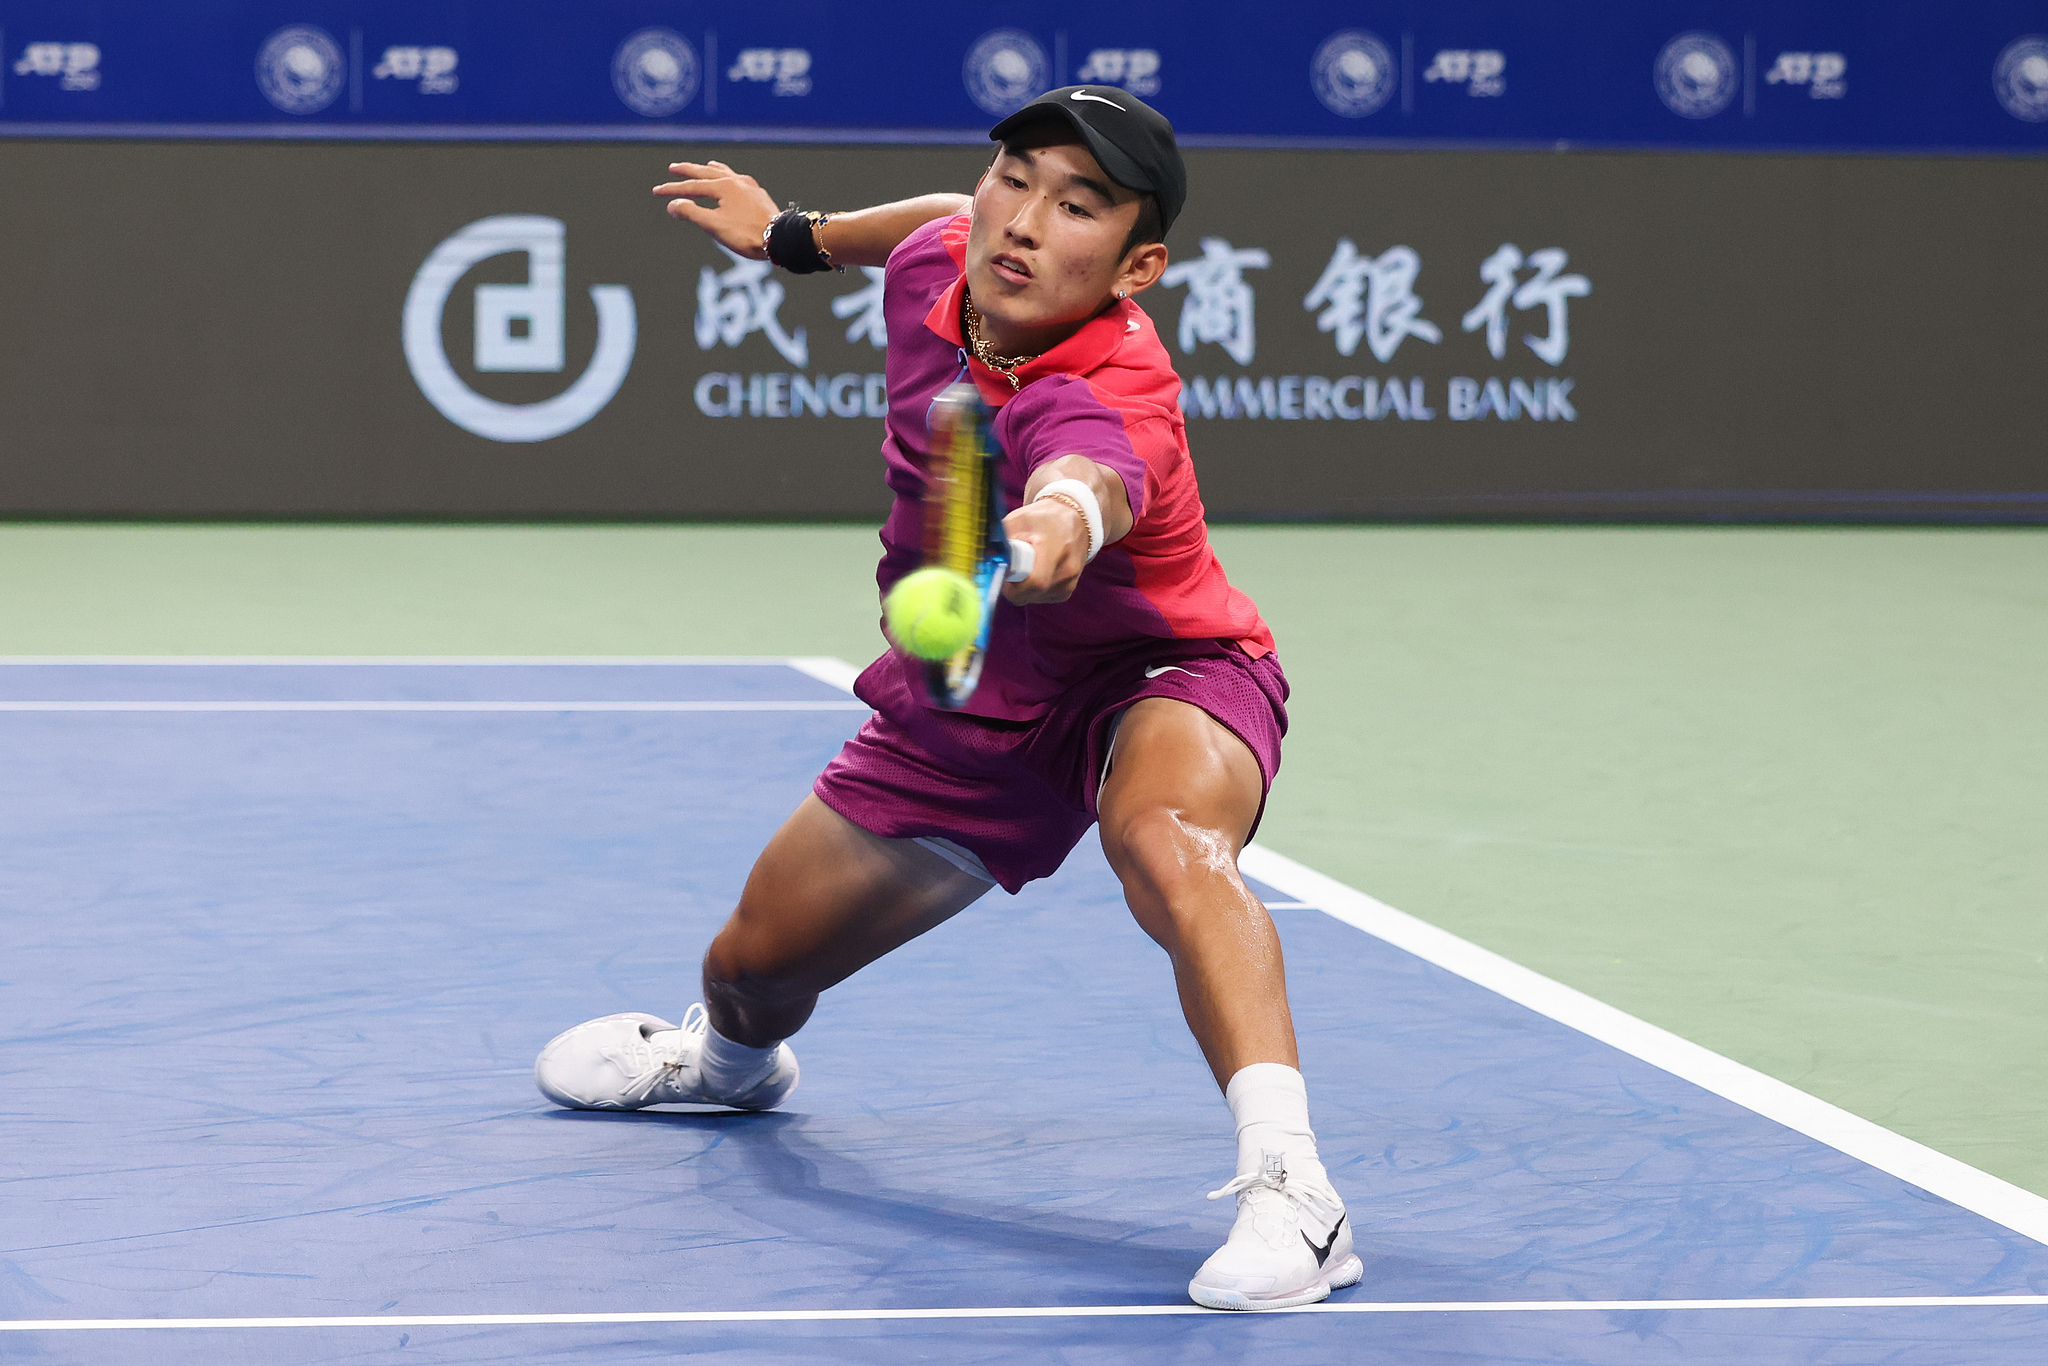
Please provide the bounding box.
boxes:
[1070,90,1126,109]
[1143,664,1203,679]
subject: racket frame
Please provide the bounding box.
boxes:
[920,381,1017,710]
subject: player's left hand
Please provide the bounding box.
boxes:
[1001,498,1090,604]
[655,159,777,258]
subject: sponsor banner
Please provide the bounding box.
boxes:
[0,139,2043,520]
[0,1,2044,153]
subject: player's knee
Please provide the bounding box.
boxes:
[1103,806,1239,917]
[702,926,811,1007]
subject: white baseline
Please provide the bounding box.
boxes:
[5,1295,2046,1332]
[0,700,868,713]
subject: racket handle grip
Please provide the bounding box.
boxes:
[1005,538,1035,583]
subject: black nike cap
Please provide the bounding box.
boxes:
[988,85,1187,235]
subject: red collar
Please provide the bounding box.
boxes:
[923,222,1140,406]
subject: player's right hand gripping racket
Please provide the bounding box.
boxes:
[921,381,1034,710]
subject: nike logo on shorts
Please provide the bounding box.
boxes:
[1143,664,1204,680]
[1303,1213,1346,1268]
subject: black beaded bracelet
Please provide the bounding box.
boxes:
[764,207,839,274]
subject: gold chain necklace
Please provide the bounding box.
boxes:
[962,294,1039,390]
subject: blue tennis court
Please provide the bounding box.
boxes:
[2,659,2044,1364]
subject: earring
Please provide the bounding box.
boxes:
[1114,290,1127,300]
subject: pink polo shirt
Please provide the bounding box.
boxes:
[870,213,1273,722]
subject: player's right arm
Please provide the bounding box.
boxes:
[655,160,970,267]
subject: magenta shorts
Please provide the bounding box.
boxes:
[813,642,1289,893]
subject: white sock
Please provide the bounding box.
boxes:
[698,1022,780,1099]
[1225,1062,1330,1187]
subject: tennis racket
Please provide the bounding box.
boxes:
[920,380,1034,710]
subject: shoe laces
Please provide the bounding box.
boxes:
[1207,1155,1289,1203]
[614,1004,707,1105]
[1208,1152,1340,1251]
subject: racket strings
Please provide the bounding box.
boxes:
[922,384,999,704]
[936,420,984,581]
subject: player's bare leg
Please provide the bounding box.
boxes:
[701,795,994,1046]
[1096,696,1294,1084]
[1098,696,1362,1310]
[534,797,988,1112]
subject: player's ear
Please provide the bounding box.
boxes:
[1117,241,1169,298]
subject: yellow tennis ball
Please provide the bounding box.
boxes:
[885,567,981,661]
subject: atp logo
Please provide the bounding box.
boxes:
[402,216,636,443]
[14,41,101,90]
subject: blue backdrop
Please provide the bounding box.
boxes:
[1,1,2045,151]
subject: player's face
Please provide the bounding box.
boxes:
[966,138,1160,356]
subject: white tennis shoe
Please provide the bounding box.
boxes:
[533,1004,798,1112]
[1188,1151,1363,1311]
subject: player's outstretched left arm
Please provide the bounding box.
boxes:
[1003,455,1134,605]
[655,159,970,267]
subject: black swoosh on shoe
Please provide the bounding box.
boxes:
[1302,1213,1345,1268]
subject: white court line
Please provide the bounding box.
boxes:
[6,1295,2045,1332]
[1236,844,2048,1250]
[786,656,866,692]
[0,655,805,666]
[0,657,874,712]
[0,700,870,713]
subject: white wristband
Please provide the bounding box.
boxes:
[1034,478,1103,563]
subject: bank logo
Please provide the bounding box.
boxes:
[1994,36,2048,122]
[257,25,345,115]
[1075,48,1161,97]
[1654,32,1738,118]
[13,41,101,91]
[964,29,1048,116]
[374,45,459,95]
[613,28,699,118]
[1422,49,1505,98]
[1311,30,1397,118]
[402,216,636,443]
[1765,51,1846,100]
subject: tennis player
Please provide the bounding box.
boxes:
[535,87,1360,1312]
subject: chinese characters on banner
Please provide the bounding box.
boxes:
[1157,239,1272,365]
[691,248,889,419]
[686,237,1590,423]
[1303,240,1443,364]
[1163,237,1590,421]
